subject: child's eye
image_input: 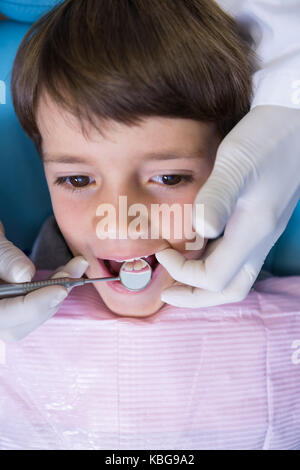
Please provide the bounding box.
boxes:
[53,174,194,193]
[151,175,194,186]
[54,175,95,193]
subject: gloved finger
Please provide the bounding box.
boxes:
[0,257,89,334]
[193,106,290,240]
[51,256,89,279]
[156,249,205,287]
[0,297,65,342]
[192,114,257,239]
[156,197,279,293]
[0,258,89,340]
[155,237,223,291]
[0,323,40,343]
[160,251,262,308]
[0,284,68,333]
[0,222,36,283]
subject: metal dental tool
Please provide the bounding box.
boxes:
[0,259,152,299]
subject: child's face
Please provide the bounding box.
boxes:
[37,93,222,316]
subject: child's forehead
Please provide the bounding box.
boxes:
[37,92,86,134]
[37,91,220,159]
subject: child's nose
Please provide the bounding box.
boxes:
[95,194,150,241]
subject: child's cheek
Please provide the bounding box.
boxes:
[155,200,197,243]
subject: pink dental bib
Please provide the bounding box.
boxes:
[0,271,300,450]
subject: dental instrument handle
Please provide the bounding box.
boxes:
[0,276,121,299]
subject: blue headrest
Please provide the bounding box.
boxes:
[0,17,53,256]
[0,0,62,23]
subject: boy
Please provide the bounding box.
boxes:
[11,0,255,317]
[4,0,300,451]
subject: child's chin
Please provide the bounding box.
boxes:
[93,283,164,317]
[91,266,173,318]
[100,294,164,318]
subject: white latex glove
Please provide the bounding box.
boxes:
[0,220,89,342]
[155,105,300,308]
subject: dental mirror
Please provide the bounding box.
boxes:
[119,259,152,291]
[0,258,153,299]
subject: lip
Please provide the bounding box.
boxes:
[96,256,163,295]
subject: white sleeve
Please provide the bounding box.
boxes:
[215,0,300,109]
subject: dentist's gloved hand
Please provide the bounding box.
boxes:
[156,105,300,308]
[0,220,89,342]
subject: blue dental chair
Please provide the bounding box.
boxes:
[0,0,299,276]
[0,1,60,257]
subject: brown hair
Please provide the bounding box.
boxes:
[11,0,257,158]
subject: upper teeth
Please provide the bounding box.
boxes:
[123,259,148,271]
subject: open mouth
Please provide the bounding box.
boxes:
[103,254,158,276]
[96,253,165,296]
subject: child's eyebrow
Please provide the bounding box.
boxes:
[43,150,206,164]
[43,154,96,165]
